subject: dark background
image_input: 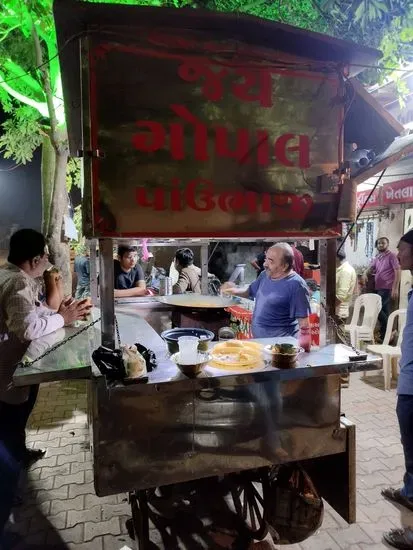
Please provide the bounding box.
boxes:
[0,106,42,243]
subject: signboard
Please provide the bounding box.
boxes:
[382,179,413,205]
[356,188,381,210]
[86,29,343,238]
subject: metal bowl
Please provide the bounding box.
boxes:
[170,352,211,378]
[263,346,303,369]
[161,328,215,355]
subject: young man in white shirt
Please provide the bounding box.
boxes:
[0,229,90,466]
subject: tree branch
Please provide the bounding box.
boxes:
[0,24,19,44]
[31,21,59,148]
[0,79,48,116]
[2,59,44,97]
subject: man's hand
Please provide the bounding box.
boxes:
[44,268,62,285]
[220,282,236,295]
[58,297,92,326]
[391,288,399,300]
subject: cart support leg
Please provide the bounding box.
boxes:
[99,238,115,348]
[129,490,150,550]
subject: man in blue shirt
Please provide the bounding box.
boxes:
[383,229,413,549]
[224,243,311,338]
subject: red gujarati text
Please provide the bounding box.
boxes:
[178,59,273,107]
[135,178,313,219]
[131,104,310,169]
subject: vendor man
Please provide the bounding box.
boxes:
[114,245,146,298]
[173,248,201,294]
[223,243,310,338]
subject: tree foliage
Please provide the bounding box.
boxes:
[318,0,413,86]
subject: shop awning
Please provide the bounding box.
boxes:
[354,134,413,185]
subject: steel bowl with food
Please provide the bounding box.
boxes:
[263,343,303,369]
[171,352,211,378]
[161,328,215,354]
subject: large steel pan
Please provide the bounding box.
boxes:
[156,294,236,309]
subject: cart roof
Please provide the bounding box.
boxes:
[53,0,382,156]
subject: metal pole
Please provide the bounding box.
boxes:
[99,239,115,348]
[89,239,98,306]
[200,243,209,295]
[319,239,336,347]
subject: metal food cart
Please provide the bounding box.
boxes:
[15,1,393,546]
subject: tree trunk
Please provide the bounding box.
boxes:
[41,135,55,237]
[41,132,71,295]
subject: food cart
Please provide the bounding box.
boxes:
[13,0,391,547]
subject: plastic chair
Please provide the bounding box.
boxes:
[367,309,407,390]
[344,293,382,349]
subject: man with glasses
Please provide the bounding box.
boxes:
[0,229,90,467]
[114,245,147,297]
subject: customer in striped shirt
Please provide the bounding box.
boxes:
[0,229,90,466]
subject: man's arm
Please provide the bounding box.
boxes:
[336,270,352,306]
[392,266,401,300]
[221,281,250,298]
[173,271,190,294]
[297,317,310,330]
[4,279,64,342]
[250,259,260,271]
[114,281,146,298]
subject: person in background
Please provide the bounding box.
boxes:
[250,245,269,278]
[306,279,320,304]
[74,244,90,300]
[173,248,201,294]
[383,230,413,549]
[0,229,90,468]
[336,249,356,323]
[363,237,401,342]
[223,243,311,344]
[114,245,146,298]
[285,241,305,278]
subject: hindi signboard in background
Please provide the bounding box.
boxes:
[86,29,343,237]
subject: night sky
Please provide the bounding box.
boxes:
[0,105,45,235]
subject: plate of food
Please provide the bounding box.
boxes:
[209,340,264,372]
[263,343,303,369]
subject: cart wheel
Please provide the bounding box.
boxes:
[230,479,268,540]
[129,491,150,549]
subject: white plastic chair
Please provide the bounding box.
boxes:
[344,293,382,349]
[367,309,407,390]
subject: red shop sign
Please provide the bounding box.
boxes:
[382,179,413,205]
[356,188,381,210]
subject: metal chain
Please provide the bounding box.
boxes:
[18,317,102,369]
[18,314,123,370]
[320,302,360,355]
[115,315,121,347]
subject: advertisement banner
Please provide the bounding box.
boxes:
[382,179,413,205]
[356,188,381,210]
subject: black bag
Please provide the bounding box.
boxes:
[265,464,324,544]
[92,346,126,382]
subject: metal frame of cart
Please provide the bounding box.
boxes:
[41,2,401,546]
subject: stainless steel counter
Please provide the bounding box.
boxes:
[13,305,382,387]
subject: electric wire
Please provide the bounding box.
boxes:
[337,168,387,253]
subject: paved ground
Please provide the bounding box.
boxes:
[3,370,410,549]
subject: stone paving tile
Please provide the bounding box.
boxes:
[4,372,411,549]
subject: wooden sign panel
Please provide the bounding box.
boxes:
[86,28,343,238]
